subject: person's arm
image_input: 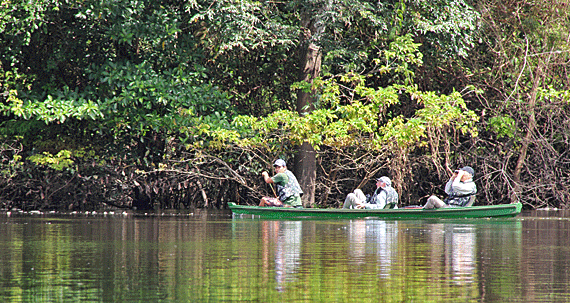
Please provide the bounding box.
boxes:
[444,174,457,195]
[262,171,273,184]
[372,190,387,209]
[266,172,288,186]
[451,170,475,194]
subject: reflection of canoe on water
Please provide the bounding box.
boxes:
[228,202,523,219]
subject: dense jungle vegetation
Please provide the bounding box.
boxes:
[1,0,569,211]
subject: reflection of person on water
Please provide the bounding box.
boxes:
[347,220,366,262]
[429,223,476,284]
[259,159,303,208]
[447,225,476,284]
[347,219,399,274]
[274,221,302,292]
[261,221,280,272]
[366,220,398,277]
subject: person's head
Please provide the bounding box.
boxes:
[273,159,287,173]
[376,176,391,188]
[459,166,474,181]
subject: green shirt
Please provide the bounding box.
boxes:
[271,173,302,207]
[271,172,288,186]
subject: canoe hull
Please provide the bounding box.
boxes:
[228,202,523,219]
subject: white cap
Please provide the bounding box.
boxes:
[376,176,392,187]
[273,159,286,167]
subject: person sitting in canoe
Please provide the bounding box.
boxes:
[259,159,304,208]
[423,166,477,209]
[343,176,399,209]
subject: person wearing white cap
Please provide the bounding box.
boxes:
[423,166,477,209]
[259,159,304,208]
[343,176,399,209]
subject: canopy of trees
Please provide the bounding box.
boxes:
[1,0,569,210]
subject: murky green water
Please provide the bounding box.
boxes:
[1,209,569,302]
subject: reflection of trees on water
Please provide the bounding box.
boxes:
[251,217,570,301]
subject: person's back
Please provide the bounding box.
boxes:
[382,186,398,209]
[275,169,303,207]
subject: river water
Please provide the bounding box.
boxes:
[1,209,569,302]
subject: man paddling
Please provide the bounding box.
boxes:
[259,159,304,208]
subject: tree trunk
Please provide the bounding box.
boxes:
[295,2,330,207]
[295,42,321,207]
[295,142,317,206]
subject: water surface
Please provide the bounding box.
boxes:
[1,209,569,302]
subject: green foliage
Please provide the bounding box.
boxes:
[407,0,480,58]
[487,116,516,139]
[411,88,479,136]
[255,33,478,154]
[0,0,233,168]
[380,87,479,148]
[177,19,478,156]
[28,149,75,171]
[213,82,478,154]
[0,142,23,179]
[375,33,423,85]
[191,0,297,54]
[5,93,102,123]
[94,61,232,136]
[0,0,58,44]
[537,86,570,104]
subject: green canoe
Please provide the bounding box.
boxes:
[228,202,523,219]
